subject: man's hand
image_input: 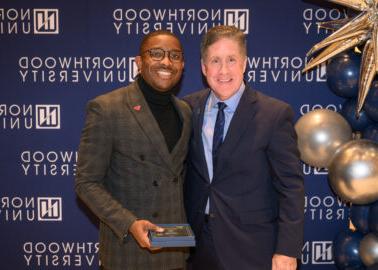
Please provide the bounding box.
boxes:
[272,254,297,270]
[128,220,164,251]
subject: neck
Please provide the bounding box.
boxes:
[137,76,174,105]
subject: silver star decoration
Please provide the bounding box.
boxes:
[303,0,378,114]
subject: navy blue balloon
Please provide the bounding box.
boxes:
[369,201,378,233]
[351,204,371,234]
[327,50,361,98]
[364,81,378,122]
[341,99,373,131]
[363,124,378,143]
[334,230,364,269]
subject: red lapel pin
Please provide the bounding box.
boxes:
[133,105,141,111]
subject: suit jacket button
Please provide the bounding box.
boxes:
[172,177,178,183]
[152,212,159,218]
[139,155,145,161]
[152,180,159,187]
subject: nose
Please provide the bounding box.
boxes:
[219,60,228,74]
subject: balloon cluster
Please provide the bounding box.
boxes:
[334,202,378,269]
[328,51,378,138]
[296,50,378,204]
[295,50,378,269]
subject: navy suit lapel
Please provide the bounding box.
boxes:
[213,86,258,178]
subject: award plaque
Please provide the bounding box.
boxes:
[149,224,196,247]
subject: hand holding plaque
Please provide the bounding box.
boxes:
[149,224,196,247]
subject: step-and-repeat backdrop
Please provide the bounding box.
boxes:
[1,1,348,269]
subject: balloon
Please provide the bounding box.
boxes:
[295,109,352,168]
[351,204,371,234]
[334,230,364,269]
[327,50,360,98]
[363,124,378,143]
[364,80,378,122]
[360,233,378,267]
[341,99,373,132]
[329,139,378,204]
[369,201,378,233]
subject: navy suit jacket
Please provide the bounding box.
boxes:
[184,85,304,270]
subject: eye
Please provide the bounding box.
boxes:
[149,49,164,59]
[228,57,236,64]
[210,58,220,65]
[170,51,182,61]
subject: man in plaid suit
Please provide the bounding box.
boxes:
[75,30,191,270]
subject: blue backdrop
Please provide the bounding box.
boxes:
[0,0,349,269]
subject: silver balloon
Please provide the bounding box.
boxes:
[329,139,378,204]
[295,109,352,168]
[359,233,378,267]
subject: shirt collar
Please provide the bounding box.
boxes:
[207,82,245,113]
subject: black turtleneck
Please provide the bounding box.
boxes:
[137,76,182,152]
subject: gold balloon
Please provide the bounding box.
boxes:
[328,139,378,204]
[295,109,352,168]
[360,233,378,266]
[303,0,378,114]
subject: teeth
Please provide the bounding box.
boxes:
[157,70,172,76]
[219,78,231,82]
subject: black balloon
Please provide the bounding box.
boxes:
[327,50,361,98]
[351,204,371,234]
[334,230,364,269]
[370,201,378,233]
[365,81,378,122]
[341,99,373,131]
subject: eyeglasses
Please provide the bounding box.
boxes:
[142,48,184,62]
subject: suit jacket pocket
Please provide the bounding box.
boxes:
[239,208,277,225]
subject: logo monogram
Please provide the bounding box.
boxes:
[312,241,334,264]
[36,105,61,129]
[33,9,59,34]
[37,197,62,221]
[224,9,250,34]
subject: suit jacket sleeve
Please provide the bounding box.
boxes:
[75,99,137,240]
[267,104,304,258]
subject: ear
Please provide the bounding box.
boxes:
[201,59,207,77]
[135,56,142,73]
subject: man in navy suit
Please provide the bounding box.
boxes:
[184,26,304,270]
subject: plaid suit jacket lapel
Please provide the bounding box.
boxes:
[170,96,191,173]
[126,82,174,172]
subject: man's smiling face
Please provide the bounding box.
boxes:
[136,34,184,92]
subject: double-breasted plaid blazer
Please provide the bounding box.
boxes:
[75,81,191,270]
